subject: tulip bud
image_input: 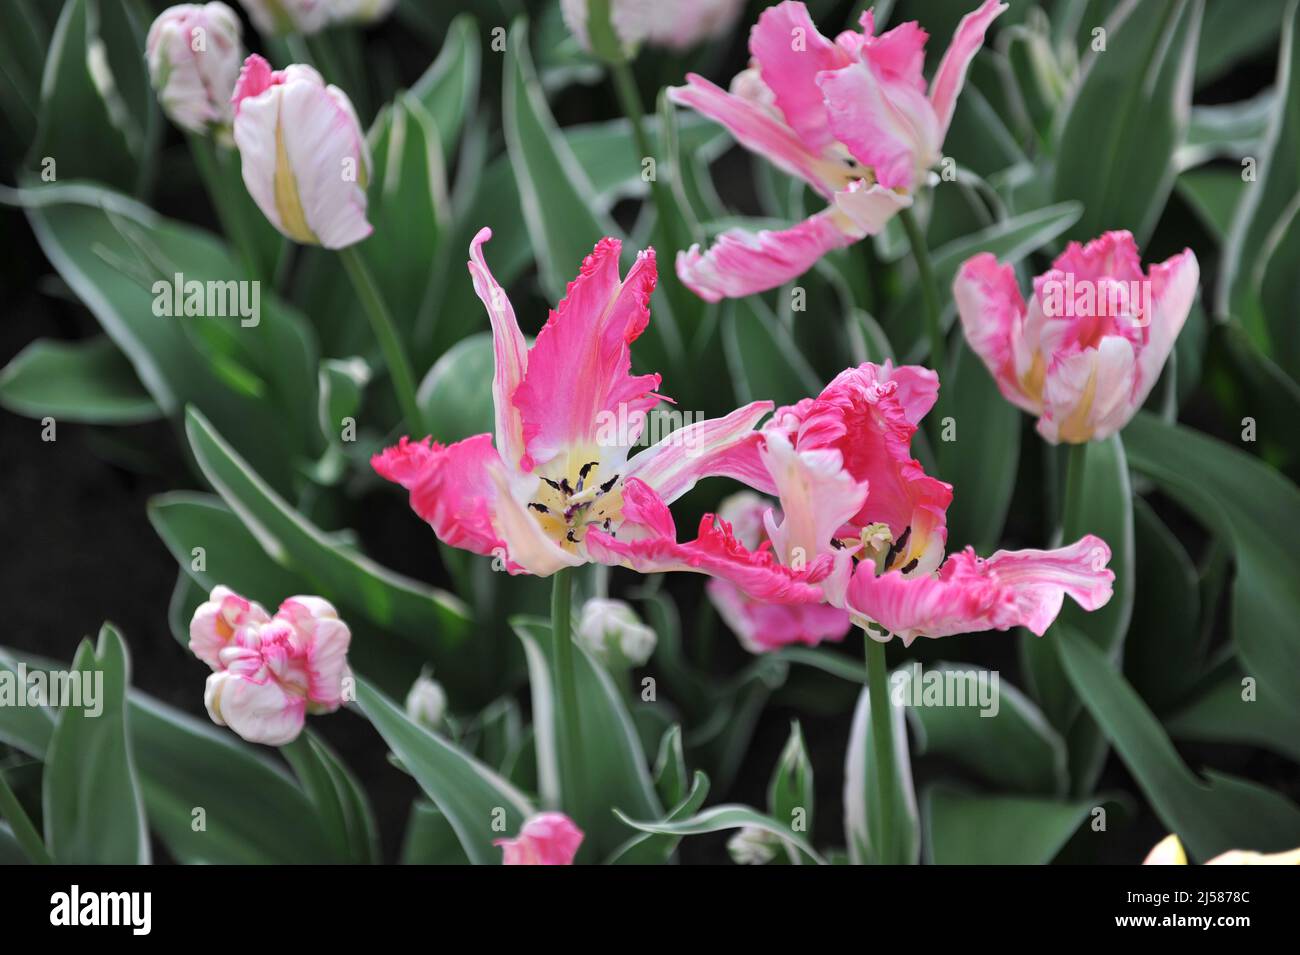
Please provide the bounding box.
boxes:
[329,0,397,26]
[727,825,779,865]
[238,0,332,35]
[577,598,656,668]
[146,3,244,138]
[404,669,447,731]
[230,54,372,249]
[495,812,584,865]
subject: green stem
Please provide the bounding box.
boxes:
[0,770,51,864]
[550,569,583,817]
[1061,441,1089,538]
[189,135,262,282]
[607,58,687,368]
[864,637,898,865]
[899,206,945,377]
[338,246,426,437]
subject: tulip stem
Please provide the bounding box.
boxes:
[551,568,584,817]
[338,246,427,437]
[899,207,945,376]
[1062,441,1089,537]
[864,636,899,864]
[188,135,263,283]
[0,770,51,864]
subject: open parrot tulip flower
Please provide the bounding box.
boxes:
[695,362,1114,646]
[374,229,797,588]
[668,0,1007,301]
[954,230,1200,443]
[189,586,352,746]
[230,54,372,249]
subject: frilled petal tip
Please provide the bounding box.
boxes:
[845,534,1114,644]
[512,237,664,466]
[189,585,270,671]
[676,210,858,302]
[495,812,584,865]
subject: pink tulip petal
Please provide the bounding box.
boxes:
[776,362,952,574]
[676,209,858,302]
[468,227,530,468]
[818,56,939,191]
[625,400,775,504]
[832,179,913,234]
[511,239,663,469]
[708,578,851,653]
[953,251,1040,413]
[586,513,832,605]
[928,0,1008,139]
[1037,337,1137,444]
[667,74,828,191]
[278,597,351,710]
[204,669,306,746]
[749,1,851,152]
[189,586,270,671]
[758,429,869,567]
[1134,248,1199,407]
[495,812,584,865]
[845,534,1114,644]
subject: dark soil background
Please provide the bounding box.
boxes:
[3,0,1296,864]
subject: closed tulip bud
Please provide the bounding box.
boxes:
[404,669,447,731]
[238,0,331,35]
[727,826,779,865]
[146,3,244,138]
[231,54,373,249]
[577,598,656,668]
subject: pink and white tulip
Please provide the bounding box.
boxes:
[189,586,352,746]
[495,812,584,865]
[237,0,331,35]
[668,0,1007,301]
[146,3,244,137]
[692,362,1113,646]
[374,229,817,605]
[230,54,372,249]
[954,230,1199,444]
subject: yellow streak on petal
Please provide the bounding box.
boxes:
[1056,363,1098,444]
[273,105,318,244]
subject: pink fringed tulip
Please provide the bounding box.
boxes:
[237,0,331,35]
[189,586,352,746]
[230,54,372,249]
[668,0,1007,301]
[374,230,808,600]
[1143,834,1300,866]
[146,3,244,137]
[954,230,1199,443]
[706,492,851,652]
[683,362,1113,646]
[496,812,584,865]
